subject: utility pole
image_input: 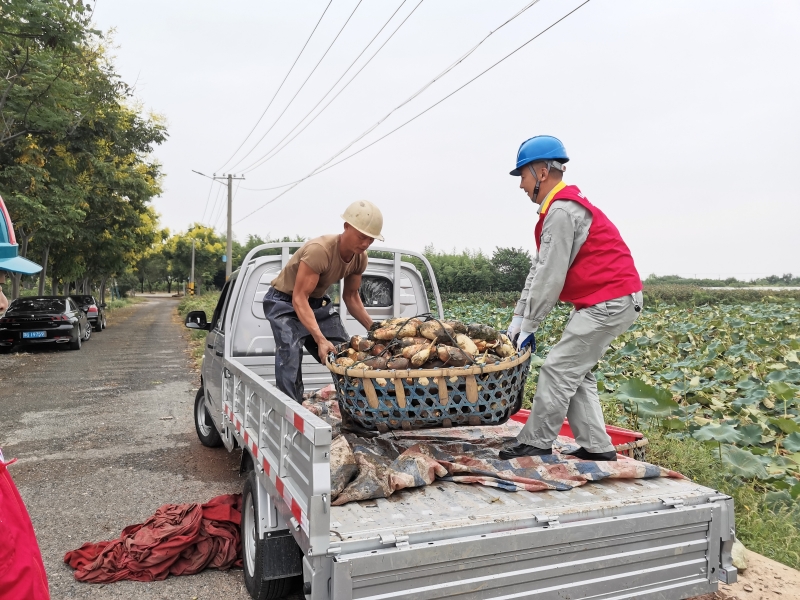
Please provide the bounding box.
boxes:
[226,174,233,281]
[189,238,196,296]
[192,170,245,282]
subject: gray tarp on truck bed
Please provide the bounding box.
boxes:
[302,387,683,505]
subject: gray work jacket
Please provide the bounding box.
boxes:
[515,198,593,333]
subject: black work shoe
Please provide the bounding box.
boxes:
[499,444,552,460]
[563,447,618,461]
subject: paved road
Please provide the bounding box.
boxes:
[0,298,258,599]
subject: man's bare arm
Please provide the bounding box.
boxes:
[342,273,373,331]
[293,261,336,361]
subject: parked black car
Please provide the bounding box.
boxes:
[69,294,107,332]
[0,296,90,352]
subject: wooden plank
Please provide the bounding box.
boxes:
[436,376,448,406]
[363,378,379,409]
[393,378,407,408]
[465,375,478,404]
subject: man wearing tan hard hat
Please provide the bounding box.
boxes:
[264,200,384,402]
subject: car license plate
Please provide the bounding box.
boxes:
[22,331,47,339]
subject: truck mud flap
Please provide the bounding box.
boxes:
[262,530,303,580]
[331,505,721,600]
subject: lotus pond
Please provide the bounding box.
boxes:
[443,296,800,499]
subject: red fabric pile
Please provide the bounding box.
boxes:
[0,457,51,599]
[64,494,243,583]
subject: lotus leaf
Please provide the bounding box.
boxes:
[783,432,800,453]
[737,424,764,446]
[765,490,793,508]
[721,445,768,479]
[769,381,799,401]
[616,378,678,418]
[768,417,800,435]
[714,366,734,382]
[766,370,787,382]
[693,423,742,444]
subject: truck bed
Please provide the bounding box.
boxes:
[328,476,733,600]
[329,473,720,552]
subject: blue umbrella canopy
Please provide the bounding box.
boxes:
[0,196,42,275]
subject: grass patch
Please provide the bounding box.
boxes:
[646,430,800,569]
[177,293,221,368]
[106,296,144,311]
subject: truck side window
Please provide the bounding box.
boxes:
[210,281,231,330]
[359,275,393,307]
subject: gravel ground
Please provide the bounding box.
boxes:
[0,298,280,599]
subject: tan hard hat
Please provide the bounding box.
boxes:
[341,200,384,242]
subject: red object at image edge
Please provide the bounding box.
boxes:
[0,458,51,600]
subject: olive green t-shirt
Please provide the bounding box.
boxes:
[271,234,368,298]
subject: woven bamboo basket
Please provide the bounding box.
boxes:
[326,348,532,432]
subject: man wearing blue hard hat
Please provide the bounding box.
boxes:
[500,136,643,462]
[0,196,43,314]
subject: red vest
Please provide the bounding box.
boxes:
[535,184,641,310]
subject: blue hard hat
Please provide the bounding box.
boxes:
[509,135,569,176]
[0,196,42,275]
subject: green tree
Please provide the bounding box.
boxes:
[491,247,531,292]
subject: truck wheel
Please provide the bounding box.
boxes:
[194,387,223,448]
[242,472,299,600]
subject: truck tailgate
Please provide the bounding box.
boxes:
[329,477,733,599]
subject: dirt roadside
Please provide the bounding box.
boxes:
[695,550,800,600]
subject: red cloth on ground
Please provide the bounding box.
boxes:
[0,458,51,600]
[63,494,243,583]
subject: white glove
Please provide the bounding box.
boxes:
[507,315,523,345]
[517,329,536,352]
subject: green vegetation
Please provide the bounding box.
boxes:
[647,433,800,568]
[645,273,800,287]
[1,0,166,303]
[177,293,220,364]
[135,232,305,295]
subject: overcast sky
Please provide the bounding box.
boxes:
[92,0,799,280]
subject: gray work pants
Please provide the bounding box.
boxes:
[263,288,349,403]
[517,292,643,453]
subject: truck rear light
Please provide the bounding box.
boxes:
[61,315,70,321]
[88,306,98,313]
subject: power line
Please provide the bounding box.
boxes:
[238,0,541,179]
[207,177,225,228]
[226,0,365,173]
[215,0,335,173]
[235,0,592,222]
[200,179,216,223]
[237,0,416,175]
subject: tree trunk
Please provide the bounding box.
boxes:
[100,276,108,305]
[51,274,58,296]
[38,245,49,295]
[10,231,30,300]
[167,278,172,294]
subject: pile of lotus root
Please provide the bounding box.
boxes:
[332,317,518,370]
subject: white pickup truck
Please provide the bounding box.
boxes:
[184,242,737,600]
